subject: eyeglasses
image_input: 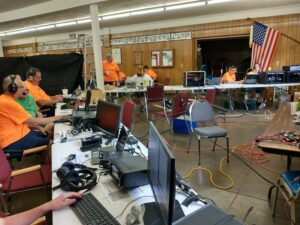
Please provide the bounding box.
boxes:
[18,85,24,89]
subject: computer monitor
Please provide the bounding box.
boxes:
[148,122,176,225]
[96,100,122,138]
[84,89,92,112]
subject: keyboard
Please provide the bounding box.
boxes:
[71,192,120,225]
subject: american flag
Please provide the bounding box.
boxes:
[250,22,280,72]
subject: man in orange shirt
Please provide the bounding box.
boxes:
[25,67,64,107]
[0,75,66,159]
[102,54,120,85]
[143,65,158,82]
[221,66,243,84]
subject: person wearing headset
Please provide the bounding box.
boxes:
[25,67,64,107]
[221,66,243,84]
[0,75,67,158]
[0,192,82,225]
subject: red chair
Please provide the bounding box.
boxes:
[205,89,216,104]
[0,149,51,213]
[144,85,165,119]
[122,100,136,130]
[153,95,189,137]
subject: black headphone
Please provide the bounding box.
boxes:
[8,75,19,94]
[54,162,97,192]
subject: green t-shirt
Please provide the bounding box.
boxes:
[16,94,38,117]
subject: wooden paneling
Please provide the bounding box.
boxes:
[99,40,193,84]
[2,13,300,85]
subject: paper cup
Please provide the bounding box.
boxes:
[62,89,68,95]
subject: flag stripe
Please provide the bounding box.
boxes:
[260,29,274,69]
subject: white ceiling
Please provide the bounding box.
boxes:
[0,0,50,13]
[0,0,299,41]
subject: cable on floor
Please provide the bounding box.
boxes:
[182,156,234,190]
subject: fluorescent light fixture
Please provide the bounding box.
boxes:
[77,19,91,24]
[0,33,5,36]
[6,28,36,35]
[207,0,233,4]
[131,7,164,15]
[98,17,102,21]
[36,25,55,30]
[102,13,130,20]
[166,1,206,10]
[55,21,76,27]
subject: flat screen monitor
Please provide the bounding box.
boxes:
[148,122,176,225]
[96,100,122,138]
[84,89,92,112]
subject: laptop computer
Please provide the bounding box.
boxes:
[125,77,136,88]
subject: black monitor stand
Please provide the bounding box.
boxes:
[142,200,184,225]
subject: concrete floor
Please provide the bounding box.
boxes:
[2,97,300,225]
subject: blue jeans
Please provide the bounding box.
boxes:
[4,131,48,159]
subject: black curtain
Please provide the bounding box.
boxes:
[0,57,25,93]
[0,53,83,95]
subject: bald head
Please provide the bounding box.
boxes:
[106,54,113,63]
[136,65,144,76]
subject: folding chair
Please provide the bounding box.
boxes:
[144,85,165,119]
[153,95,189,138]
[187,100,230,165]
[122,100,136,130]
[272,171,300,225]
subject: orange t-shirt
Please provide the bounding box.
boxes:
[119,72,127,81]
[221,71,236,83]
[25,80,51,102]
[102,60,120,82]
[0,94,31,148]
[146,69,158,80]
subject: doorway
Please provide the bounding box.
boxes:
[197,37,251,80]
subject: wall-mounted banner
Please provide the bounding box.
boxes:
[6,47,33,54]
[111,31,192,46]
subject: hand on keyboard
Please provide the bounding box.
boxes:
[46,192,82,211]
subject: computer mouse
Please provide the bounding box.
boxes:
[67,154,76,161]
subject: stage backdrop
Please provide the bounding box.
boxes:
[0,53,83,95]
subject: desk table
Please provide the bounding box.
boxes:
[52,105,205,224]
[257,102,300,170]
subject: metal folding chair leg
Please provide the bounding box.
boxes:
[187,134,193,153]
[212,138,217,151]
[144,94,149,119]
[0,191,8,214]
[198,137,201,165]
[272,180,280,217]
[226,136,230,163]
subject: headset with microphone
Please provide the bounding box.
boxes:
[7,75,19,94]
[53,162,97,192]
